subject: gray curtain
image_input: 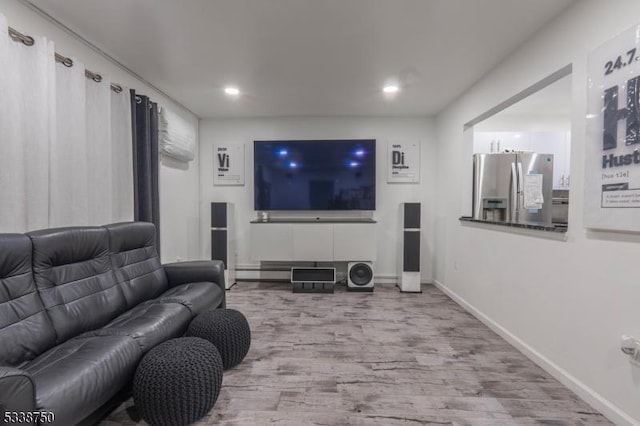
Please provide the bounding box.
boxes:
[130,90,160,252]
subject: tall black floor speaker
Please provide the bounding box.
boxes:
[211,202,235,289]
[398,202,421,292]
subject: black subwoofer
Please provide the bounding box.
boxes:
[347,262,374,291]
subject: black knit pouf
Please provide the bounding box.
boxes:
[187,309,251,370]
[132,337,223,426]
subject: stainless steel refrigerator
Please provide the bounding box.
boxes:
[472,153,554,225]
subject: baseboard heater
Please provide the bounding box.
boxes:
[291,267,336,293]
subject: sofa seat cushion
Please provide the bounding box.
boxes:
[148,282,224,317]
[23,335,142,426]
[82,302,192,353]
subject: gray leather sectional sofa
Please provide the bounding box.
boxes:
[0,222,225,426]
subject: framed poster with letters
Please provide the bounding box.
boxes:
[387,140,420,183]
[213,143,245,186]
[585,23,640,231]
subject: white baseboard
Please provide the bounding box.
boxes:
[432,280,637,426]
[236,269,289,281]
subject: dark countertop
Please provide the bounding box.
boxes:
[459,216,567,233]
[251,218,377,224]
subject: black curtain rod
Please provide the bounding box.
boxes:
[8,26,123,94]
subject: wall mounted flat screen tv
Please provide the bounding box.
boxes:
[254,139,376,210]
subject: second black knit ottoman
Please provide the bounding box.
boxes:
[133,337,223,426]
[187,308,251,370]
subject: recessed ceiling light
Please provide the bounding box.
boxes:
[224,86,240,96]
[383,85,400,94]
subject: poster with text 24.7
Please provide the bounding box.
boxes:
[585,23,640,231]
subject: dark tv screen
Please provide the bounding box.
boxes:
[254,139,376,210]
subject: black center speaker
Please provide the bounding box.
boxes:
[347,261,374,291]
[291,267,336,293]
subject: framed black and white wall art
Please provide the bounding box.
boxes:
[387,140,420,183]
[213,143,245,186]
[585,23,640,231]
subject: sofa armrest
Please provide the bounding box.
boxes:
[163,260,226,307]
[0,367,36,426]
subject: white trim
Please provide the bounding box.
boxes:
[236,269,289,280]
[433,279,637,426]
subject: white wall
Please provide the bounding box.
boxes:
[475,114,571,132]
[159,153,200,263]
[435,1,640,424]
[199,117,435,282]
[0,0,200,263]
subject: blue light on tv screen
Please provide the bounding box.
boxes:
[254,139,376,210]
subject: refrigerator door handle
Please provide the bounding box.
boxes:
[510,161,518,221]
[517,160,524,221]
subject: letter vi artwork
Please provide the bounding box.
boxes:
[218,153,230,169]
[214,143,245,186]
[585,21,640,231]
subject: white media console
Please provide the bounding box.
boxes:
[249,219,377,262]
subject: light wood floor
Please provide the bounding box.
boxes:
[103,282,611,425]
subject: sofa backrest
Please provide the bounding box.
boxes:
[28,226,126,344]
[105,222,168,309]
[0,234,57,367]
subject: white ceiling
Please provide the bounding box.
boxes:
[28,0,576,118]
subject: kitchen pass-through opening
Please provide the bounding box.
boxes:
[462,65,572,232]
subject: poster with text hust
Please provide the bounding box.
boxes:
[585,23,640,231]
